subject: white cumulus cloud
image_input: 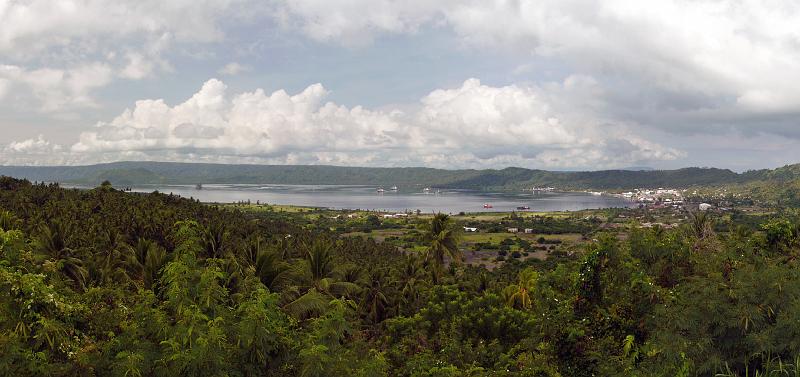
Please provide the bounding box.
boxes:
[0,135,67,165]
[5,135,61,154]
[66,77,681,169]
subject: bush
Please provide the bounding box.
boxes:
[536,237,562,245]
[511,251,521,258]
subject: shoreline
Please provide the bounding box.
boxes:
[59,182,637,214]
[216,202,632,217]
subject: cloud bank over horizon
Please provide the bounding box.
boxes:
[2,0,800,170]
[8,77,681,168]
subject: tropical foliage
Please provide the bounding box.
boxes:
[2,176,800,376]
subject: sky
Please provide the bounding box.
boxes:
[1,0,800,171]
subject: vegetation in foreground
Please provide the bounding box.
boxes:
[3,177,800,376]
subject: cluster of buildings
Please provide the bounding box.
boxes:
[612,188,728,212]
[507,227,536,234]
[639,222,680,229]
[617,188,685,207]
[329,213,362,219]
[382,213,409,219]
[463,226,536,234]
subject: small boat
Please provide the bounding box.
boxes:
[390,186,398,191]
[195,184,203,190]
[516,206,530,210]
[483,203,493,209]
[376,188,385,193]
[423,187,431,192]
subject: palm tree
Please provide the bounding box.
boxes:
[395,255,428,315]
[242,234,264,266]
[360,269,391,324]
[421,214,463,276]
[477,271,490,293]
[503,268,539,310]
[690,211,714,240]
[305,240,336,289]
[34,221,88,291]
[282,240,360,318]
[253,248,290,291]
[202,221,229,259]
[0,210,21,230]
[337,264,365,284]
[240,234,291,291]
[125,238,169,290]
[91,230,132,286]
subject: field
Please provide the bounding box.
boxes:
[222,202,632,270]
[219,200,782,273]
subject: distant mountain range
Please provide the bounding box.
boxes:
[1,161,799,191]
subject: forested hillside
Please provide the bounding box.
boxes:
[3,161,798,190]
[2,177,800,375]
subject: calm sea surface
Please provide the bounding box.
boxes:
[107,184,635,213]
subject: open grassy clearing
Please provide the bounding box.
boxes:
[462,232,516,243]
[217,203,706,271]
